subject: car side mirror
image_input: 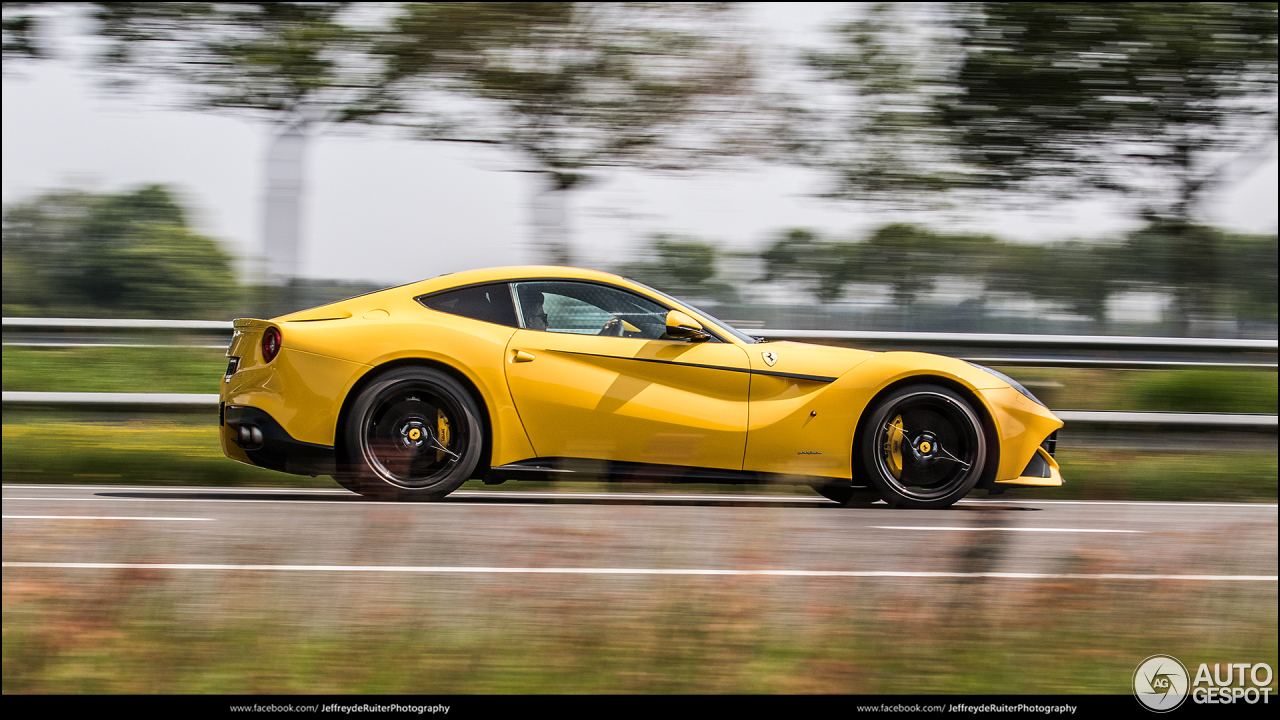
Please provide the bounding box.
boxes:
[666,310,712,341]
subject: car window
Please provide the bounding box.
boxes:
[630,280,758,344]
[512,281,673,340]
[417,283,518,327]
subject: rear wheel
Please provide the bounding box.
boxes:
[860,384,986,509]
[335,367,483,500]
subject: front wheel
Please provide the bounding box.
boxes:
[335,367,483,500]
[860,384,987,509]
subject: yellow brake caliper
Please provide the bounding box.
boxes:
[437,409,451,462]
[884,414,904,479]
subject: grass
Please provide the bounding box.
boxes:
[4,346,1278,414]
[4,559,1275,693]
[3,346,228,394]
[990,366,1278,414]
[3,417,1275,502]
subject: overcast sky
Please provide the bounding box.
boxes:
[3,3,1276,286]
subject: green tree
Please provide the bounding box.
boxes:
[804,3,1277,329]
[2,2,44,59]
[1222,232,1280,322]
[942,4,1277,213]
[802,4,963,204]
[758,228,864,303]
[382,3,757,264]
[83,2,401,286]
[2,185,237,319]
[617,234,736,302]
[985,241,1120,322]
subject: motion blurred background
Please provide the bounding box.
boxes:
[3,2,1275,335]
[2,2,1276,695]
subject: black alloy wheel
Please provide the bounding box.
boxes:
[337,367,483,500]
[860,384,987,509]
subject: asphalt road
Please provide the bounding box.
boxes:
[4,484,1276,581]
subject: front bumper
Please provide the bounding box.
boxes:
[221,404,336,477]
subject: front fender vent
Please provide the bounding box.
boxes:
[1041,430,1058,458]
[1021,451,1052,478]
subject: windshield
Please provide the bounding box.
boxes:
[631,281,758,344]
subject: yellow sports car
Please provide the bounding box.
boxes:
[220,266,1063,508]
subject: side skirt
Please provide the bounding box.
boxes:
[485,458,867,488]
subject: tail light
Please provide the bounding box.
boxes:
[261,327,282,363]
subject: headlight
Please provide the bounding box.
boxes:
[966,362,1046,407]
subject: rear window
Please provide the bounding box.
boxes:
[417,283,518,327]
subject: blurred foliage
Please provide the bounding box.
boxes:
[755,220,1276,324]
[384,3,754,169]
[618,234,739,303]
[802,4,963,201]
[807,3,1278,211]
[984,240,1120,322]
[1,2,42,59]
[804,3,1277,328]
[88,2,396,122]
[75,3,764,265]
[2,185,236,319]
[942,3,1278,214]
[382,3,758,262]
[3,346,228,394]
[1128,369,1280,414]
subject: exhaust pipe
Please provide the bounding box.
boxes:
[236,424,264,449]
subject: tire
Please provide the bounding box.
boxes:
[813,483,881,507]
[335,367,483,501]
[859,384,987,509]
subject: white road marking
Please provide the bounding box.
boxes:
[873,526,1144,533]
[2,561,1275,582]
[3,515,213,522]
[966,499,1279,509]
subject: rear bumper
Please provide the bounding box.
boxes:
[220,404,336,476]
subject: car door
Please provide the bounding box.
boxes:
[503,280,751,470]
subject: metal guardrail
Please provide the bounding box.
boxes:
[3,391,1276,430]
[754,329,1277,370]
[5,317,1276,369]
[2,317,232,330]
[754,329,1278,350]
[2,392,220,410]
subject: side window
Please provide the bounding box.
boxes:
[512,281,673,340]
[417,283,518,327]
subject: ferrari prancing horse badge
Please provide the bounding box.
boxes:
[762,350,778,367]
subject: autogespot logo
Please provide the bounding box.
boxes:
[1135,655,1190,712]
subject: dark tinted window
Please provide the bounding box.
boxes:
[418,283,517,327]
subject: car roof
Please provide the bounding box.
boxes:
[405,265,635,296]
[275,266,658,322]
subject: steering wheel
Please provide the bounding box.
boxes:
[599,317,625,336]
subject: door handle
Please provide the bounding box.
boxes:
[512,350,536,363]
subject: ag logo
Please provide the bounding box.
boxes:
[762,351,778,367]
[1134,654,1190,712]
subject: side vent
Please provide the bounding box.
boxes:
[1041,430,1058,458]
[1021,451,1051,479]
